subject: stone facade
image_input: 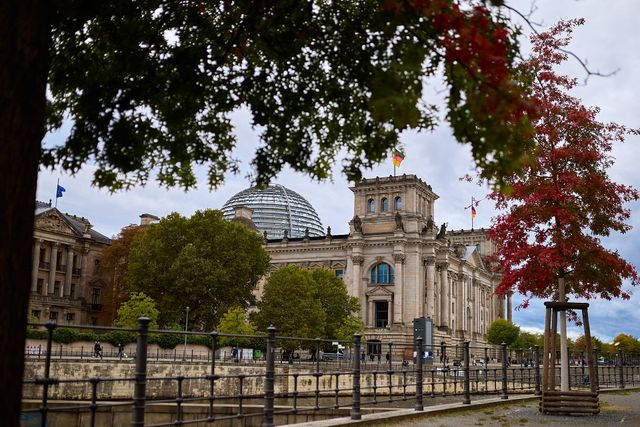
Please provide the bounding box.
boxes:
[29,201,111,325]
[261,175,511,350]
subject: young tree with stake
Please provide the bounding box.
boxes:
[489,20,639,391]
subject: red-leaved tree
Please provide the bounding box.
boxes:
[490,19,639,304]
[489,20,639,389]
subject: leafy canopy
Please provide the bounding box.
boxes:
[45,0,534,191]
[486,318,520,346]
[216,306,257,348]
[254,266,362,348]
[253,266,326,350]
[101,224,144,323]
[126,209,270,330]
[489,20,639,305]
[115,292,160,329]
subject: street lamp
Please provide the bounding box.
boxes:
[183,306,190,360]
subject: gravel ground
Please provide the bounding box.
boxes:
[379,390,640,427]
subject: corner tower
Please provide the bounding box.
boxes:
[349,174,439,235]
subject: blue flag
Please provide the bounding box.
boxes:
[56,185,66,198]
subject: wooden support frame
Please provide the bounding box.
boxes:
[540,301,599,416]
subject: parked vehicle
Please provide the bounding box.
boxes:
[321,350,345,361]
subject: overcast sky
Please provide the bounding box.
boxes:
[37,0,640,344]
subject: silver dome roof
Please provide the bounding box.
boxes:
[221,185,324,239]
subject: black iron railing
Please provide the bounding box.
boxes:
[21,319,640,427]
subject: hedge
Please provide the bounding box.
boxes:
[26,327,219,349]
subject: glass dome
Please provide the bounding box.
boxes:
[221,185,324,239]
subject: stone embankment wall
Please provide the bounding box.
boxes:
[23,360,421,400]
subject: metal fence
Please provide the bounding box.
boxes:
[22,318,640,427]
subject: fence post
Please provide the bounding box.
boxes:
[534,345,541,396]
[132,317,150,427]
[463,341,471,404]
[593,349,599,391]
[351,334,361,420]
[40,321,56,427]
[415,336,424,411]
[617,348,625,389]
[501,343,508,399]
[262,326,276,427]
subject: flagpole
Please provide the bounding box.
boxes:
[55,178,59,208]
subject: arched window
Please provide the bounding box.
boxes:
[370,262,395,285]
[394,196,403,211]
[381,197,389,212]
[367,198,376,213]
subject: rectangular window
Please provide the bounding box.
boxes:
[374,301,389,328]
[335,269,344,280]
[31,310,41,319]
[70,283,76,298]
[36,278,43,294]
[66,313,75,323]
[91,288,101,305]
[53,281,60,295]
[49,311,58,321]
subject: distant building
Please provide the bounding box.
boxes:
[30,201,111,325]
[226,175,511,350]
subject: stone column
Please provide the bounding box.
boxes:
[507,293,513,321]
[455,274,463,333]
[80,247,89,299]
[438,262,449,328]
[352,255,365,324]
[48,243,58,295]
[393,253,405,324]
[65,247,74,296]
[31,239,41,292]
[425,256,436,319]
[368,300,375,327]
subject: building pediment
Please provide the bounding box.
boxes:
[365,286,394,297]
[35,210,78,237]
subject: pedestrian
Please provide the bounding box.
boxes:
[361,351,365,362]
[94,341,103,359]
[385,352,390,364]
[369,353,375,362]
[117,343,125,360]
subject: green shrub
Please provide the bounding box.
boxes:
[187,335,211,347]
[52,328,78,344]
[26,329,48,340]
[76,331,98,342]
[156,333,182,349]
[101,330,136,346]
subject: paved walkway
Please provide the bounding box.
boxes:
[286,389,640,427]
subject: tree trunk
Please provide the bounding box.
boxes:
[558,277,569,391]
[0,1,51,425]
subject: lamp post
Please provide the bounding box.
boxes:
[183,306,190,360]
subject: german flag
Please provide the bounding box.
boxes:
[392,150,404,167]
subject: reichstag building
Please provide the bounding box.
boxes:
[222,174,511,350]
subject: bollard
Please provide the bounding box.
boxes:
[262,326,276,427]
[415,336,424,411]
[501,343,508,399]
[132,317,150,427]
[534,346,541,396]
[463,341,471,404]
[617,349,625,389]
[351,334,362,420]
